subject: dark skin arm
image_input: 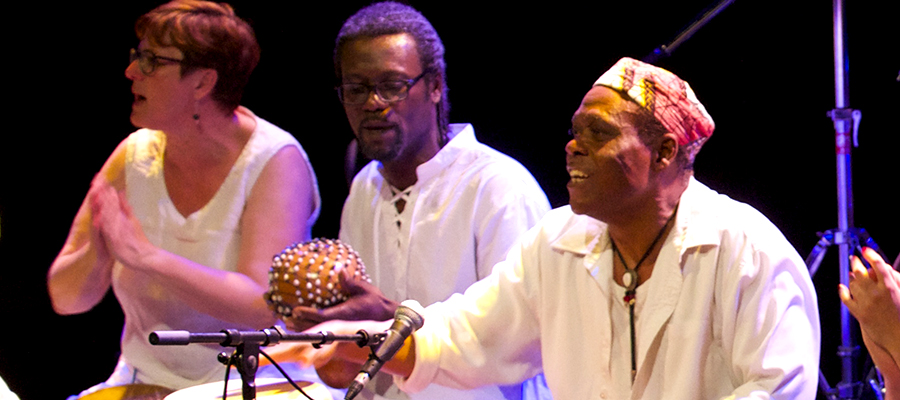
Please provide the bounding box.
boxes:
[267,319,416,387]
[285,268,398,332]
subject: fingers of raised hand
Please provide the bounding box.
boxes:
[861,247,886,266]
[849,255,871,283]
[864,249,900,296]
[839,284,853,305]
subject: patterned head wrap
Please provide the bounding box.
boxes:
[594,57,714,145]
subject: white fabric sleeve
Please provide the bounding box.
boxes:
[396,225,546,393]
[716,223,820,399]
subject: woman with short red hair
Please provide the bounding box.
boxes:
[47,1,320,396]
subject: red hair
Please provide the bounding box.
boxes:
[136,0,260,112]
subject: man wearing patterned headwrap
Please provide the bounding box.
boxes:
[296,57,821,399]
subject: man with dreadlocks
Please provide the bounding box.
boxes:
[284,2,552,400]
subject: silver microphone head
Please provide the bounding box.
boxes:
[396,299,425,331]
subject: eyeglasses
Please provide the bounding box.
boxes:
[337,72,428,105]
[129,48,184,75]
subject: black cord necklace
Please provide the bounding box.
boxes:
[609,209,677,384]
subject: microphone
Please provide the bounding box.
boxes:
[345,300,425,400]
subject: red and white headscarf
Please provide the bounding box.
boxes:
[594,57,714,145]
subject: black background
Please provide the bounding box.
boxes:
[0,1,897,399]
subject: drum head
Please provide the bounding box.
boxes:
[79,384,174,400]
[164,378,332,400]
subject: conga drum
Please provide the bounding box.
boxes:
[164,378,333,400]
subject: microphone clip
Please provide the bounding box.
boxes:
[352,329,387,349]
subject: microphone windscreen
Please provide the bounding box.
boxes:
[149,330,191,345]
[396,299,425,330]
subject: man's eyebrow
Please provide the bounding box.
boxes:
[343,70,415,80]
[574,113,619,134]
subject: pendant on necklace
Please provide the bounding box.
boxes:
[623,269,638,306]
[623,269,638,291]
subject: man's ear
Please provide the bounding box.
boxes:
[653,133,678,170]
[428,74,443,104]
[193,68,219,100]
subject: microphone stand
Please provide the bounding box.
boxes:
[642,0,885,398]
[150,327,385,400]
[806,0,885,399]
[642,0,736,64]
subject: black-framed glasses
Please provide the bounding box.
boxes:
[337,72,428,105]
[129,48,184,76]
